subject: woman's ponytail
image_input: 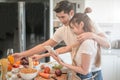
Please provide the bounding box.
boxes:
[84,7,92,14]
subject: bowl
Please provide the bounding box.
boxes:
[19,68,38,80]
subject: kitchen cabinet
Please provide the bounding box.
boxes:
[116,55,120,80]
[101,55,117,80]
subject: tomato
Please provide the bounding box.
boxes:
[8,63,12,71]
[12,63,19,68]
[33,61,39,66]
[44,67,50,74]
[15,60,21,65]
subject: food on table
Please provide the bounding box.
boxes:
[12,64,20,73]
[40,64,45,69]
[39,72,50,79]
[20,57,39,68]
[15,60,21,65]
[20,57,29,67]
[12,63,19,68]
[7,63,12,71]
[52,64,63,69]
[17,73,21,78]
[28,57,33,68]
[44,66,50,74]
[0,58,8,80]
[7,55,14,65]
[20,68,37,73]
[36,73,67,80]
[20,57,29,65]
[20,68,38,80]
[33,61,39,66]
[55,69,62,76]
[6,72,12,79]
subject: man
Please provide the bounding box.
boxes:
[13,1,110,61]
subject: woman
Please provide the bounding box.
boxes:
[50,13,103,80]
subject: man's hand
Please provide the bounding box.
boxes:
[31,54,42,61]
[77,32,96,42]
[12,53,22,61]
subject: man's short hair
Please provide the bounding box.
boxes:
[54,0,74,14]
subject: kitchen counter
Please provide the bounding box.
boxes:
[102,49,120,55]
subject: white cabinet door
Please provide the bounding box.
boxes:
[101,55,117,80]
[116,55,120,80]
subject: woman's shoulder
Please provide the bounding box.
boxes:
[81,39,97,48]
[82,39,96,44]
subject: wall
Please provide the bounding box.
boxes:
[85,0,120,23]
[85,0,120,49]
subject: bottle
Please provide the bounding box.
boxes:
[0,58,8,80]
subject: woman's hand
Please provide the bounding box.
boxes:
[50,52,64,65]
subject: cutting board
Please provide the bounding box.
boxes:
[35,74,67,80]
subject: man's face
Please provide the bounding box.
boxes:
[56,11,71,26]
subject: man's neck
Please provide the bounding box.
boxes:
[64,23,69,26]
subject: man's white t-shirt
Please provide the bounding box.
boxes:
[52,25,102,44]
[52,25,77,45]
[52,25,101,72]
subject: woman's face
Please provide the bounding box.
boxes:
[70,22,84,35]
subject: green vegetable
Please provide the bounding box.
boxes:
[52,64,63,69]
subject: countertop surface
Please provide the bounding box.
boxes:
[102,49,120,55]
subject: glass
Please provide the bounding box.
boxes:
[7,48,14,65]
[7,48,14,56]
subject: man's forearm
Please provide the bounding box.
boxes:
[55,42,80,54]
[55,46,72,54]
[40,53,51,58]
[94,34,110,49]
[20,39,57,57]
[21,44,47,57]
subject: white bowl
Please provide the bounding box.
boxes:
[19,68,38,80]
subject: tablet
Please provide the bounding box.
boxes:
[44,46,64,62]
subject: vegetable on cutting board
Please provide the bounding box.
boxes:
[44,66,51,74]
[39,72,50,79]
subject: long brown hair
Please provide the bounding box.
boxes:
[69,13,95,32]
[69,13,101,67]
